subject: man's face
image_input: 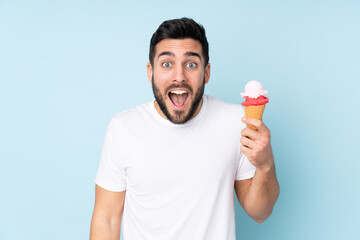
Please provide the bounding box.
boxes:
[147,38,210,124]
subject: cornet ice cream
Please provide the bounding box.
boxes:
[241,80,269,130]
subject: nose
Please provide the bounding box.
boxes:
[173,65,187,83]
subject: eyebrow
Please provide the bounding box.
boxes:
[185,51,201,60]
[157,51,202,60]
[157,51,174,59]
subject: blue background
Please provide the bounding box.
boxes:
[1,0,359,239]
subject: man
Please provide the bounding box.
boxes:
[90,18,279,240]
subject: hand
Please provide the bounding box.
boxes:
[240,117,274,172]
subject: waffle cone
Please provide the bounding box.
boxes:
[244,104,266,130]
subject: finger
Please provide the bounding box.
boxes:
[240,136,257,149]
[240,145,252,158]
[241,117,267,132]
[241,127,260,141]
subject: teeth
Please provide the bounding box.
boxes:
[170,90,187,95]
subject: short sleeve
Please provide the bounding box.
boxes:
[95,117,127,192]
[235,105,256,180]
[235,149,256,180]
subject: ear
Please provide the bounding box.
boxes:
[204,63,211,84]
[147,62,153,83]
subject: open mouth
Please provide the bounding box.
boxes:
[168,89,189,109]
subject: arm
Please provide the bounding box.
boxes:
[235,167,279,223]
[90,185,126,240]
[234,117,280,223]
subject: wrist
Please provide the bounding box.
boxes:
[256,159,275,173]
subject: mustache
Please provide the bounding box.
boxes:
[165,83,193,94]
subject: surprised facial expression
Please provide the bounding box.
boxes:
[147,38,210,124]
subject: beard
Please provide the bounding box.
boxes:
[151,76,205,124]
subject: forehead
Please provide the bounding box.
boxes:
[155,38,203,58]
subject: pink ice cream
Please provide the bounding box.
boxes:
[241,80,269,106]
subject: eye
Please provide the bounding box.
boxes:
[162,62,172,68]
[187,62,197,68]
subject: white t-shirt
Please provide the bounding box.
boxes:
[95,95,256,240]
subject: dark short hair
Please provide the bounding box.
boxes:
[149,17,209,68]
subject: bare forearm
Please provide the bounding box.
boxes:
[90,215,121,240]
[243,164,280,223]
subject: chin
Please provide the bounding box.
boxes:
[169,109,190,124]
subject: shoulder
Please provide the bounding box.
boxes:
[204,95,246,131]
[206,95,245,118]
[110,101,154,129]
[204,95,247,137]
